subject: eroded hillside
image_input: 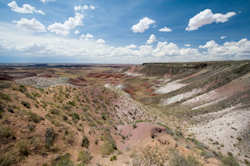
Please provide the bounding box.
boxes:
[0,62,249,166]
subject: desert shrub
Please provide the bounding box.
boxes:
[21,101,31,109]
[0,82,11,90]
[200,150,215,159]
[19,85,27,93]
[63,115,68,121]
[68,101,76,106]
[27,124,36,132]
[45,128,56,149]
[131,146,167,166]
[81,136,89,148]
[188,138,207,150]
[0,152,17,166]
[100,133,117,156]
[72,113,80,122]
[0,126,15,143]
[169,151,201,166]
[78,150,92,164]
[28,112,43,123]
[101,113,106,121]
[110,155,117,161]
[50,109,59,115]
[221,155,240,166]
[17,140,29,156]
[0,92,11,101]
[51,153,74,166]
[157,123,174,136]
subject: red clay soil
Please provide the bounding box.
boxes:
[0,72,37,80]
[116,122,166,151]
[0,73,13,80]
[69,77,87,86]
[87,72,126,79]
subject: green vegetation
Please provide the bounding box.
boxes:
[51,153,74,166]
[18,85,27,93]
[0,82,11,90]
[131,146,167,166]
[110,155,117,161]
[169,151,201,166]
[77,150,92,164]
[220,155,240,166]
[0,152,17,166]
[81,136,89,149]
[45,128,56,149]
[100,132,117,156]
[17,140,29,156]
[28,112,43,123]
[21,101,31,109]
[0,92,11,101]
[72,113,80,122]
[0,126,15,143]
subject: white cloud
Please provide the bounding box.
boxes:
[90,5,95,10]
[40,0,55,3]
[185,44,191,47]
[159,26,172,32]
[0,23,249,63]
[131,17,155,33]
[48,12,84,35]
[146,34,156,44]
[220,36,227,40]
[186,9,236,31]
[126,44,137,49]
[14,18,46,32]
[96,39,105,44]
[199,39,250,58]
[8,1,45,15]
[80,33,94,40]
[74,5,95,12]
[74,30,80,35]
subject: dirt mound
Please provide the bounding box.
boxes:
[69,77,87,86]
[0,72,36,80]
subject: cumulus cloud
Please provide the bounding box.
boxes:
[48,12,84,35]
[186,9,236,31]
[14,18,46,32]
[8,1,45,15]
[80,33,94,40]
[199,39,250,58]
[74,5,95,12]
[40,0,55,3]
[185,44,191,47]
[220,36,227,40]
[159,26,172,32]
[96,39,105,44]
[146,34,156,44]
[126,44,137,49]
[0,23,249,63]
[74,30,80,35]
[131,17,155,33]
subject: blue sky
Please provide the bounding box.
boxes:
[0,0,250,63]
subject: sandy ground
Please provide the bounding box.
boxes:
[189,105,250,163]
[160,88,202,105]
[15,76,70,88]
[154,79,186,94]
[191,97,227,110]
[124,72,143,77]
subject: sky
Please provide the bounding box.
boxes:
[0,0,250,64]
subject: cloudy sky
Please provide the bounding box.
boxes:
[0,0,250,63]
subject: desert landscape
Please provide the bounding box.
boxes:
[0,61,249,166]
[1,0,250,165]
